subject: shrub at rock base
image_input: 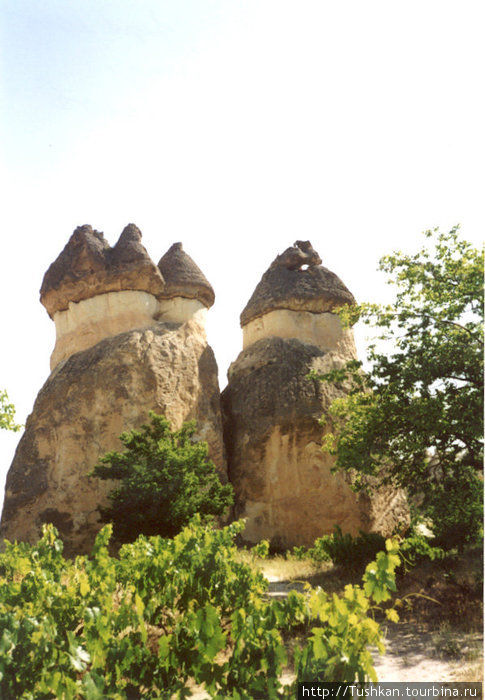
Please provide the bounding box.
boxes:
[288,526,445,576]
[91,412,233,542]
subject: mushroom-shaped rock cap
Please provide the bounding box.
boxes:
[40,224,166,318]
[157,243,215,308]
[240,240,355,326]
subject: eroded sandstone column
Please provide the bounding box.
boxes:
[222,240,408,548]
[1,225,226,554]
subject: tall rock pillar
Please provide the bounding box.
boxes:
[222,241,408,549]
[0,225,226,554]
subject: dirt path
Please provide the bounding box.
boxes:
[373,623,483,681]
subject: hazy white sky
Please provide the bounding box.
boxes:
[0,0,484,512]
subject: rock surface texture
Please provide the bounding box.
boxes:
[1,226,225,555]
[42,229,216,371]
[222,241,408,548]
[158,242,215,308]
[240,239,354,325]
[40,224,166,318]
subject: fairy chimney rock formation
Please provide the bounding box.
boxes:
[156,242,215,324]
[41,227,215,371]
[1,225,225,555]
[240,240,357,358]
[222,241,408,549]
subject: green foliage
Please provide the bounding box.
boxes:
[300,539,331,563]
[287,526,444,576]
[423,471,483,550]
[287,528,385,571]
[314,527,386,573]
[91,412,234,542]
[250,539,270,559]
[0,389,21,432]
[0,520,401,697]
[287,544,318,561]
[294,537,401,683]
[314,227,483,548]
[399,533,445,570]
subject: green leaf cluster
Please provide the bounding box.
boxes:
[315,227,483,547]
[398,532,444,571]
[288,527,385,573]
[294,538,402,683]
[0,520,401,697]
[0,389,21,432]
[91,412,234,542]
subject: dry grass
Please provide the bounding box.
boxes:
[253,553,332,583]
[452,658,484,683]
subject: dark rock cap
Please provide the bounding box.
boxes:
[240,240,355,326]
[40,224,166,317]
[157,243,215,308]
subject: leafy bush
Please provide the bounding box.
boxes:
[314,228,483,549]
[319,527,386,572]
[0,520,401,697]
[295,539,401,682]
[290,526,386,573]
[287,544,313,561]
[302,538,332,563]
[399,533,445,569]
[91,412,234,542]
[286,528,383,571]
[287,527,444,578]
[425,470,483,550]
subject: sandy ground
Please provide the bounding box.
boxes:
[373,623,483,682]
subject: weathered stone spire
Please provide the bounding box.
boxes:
[222,241,408,549]
[40,224,165,318]
[1,225,226,555]
[238,240,357,354]
[158,242,215,308]
[241,240,355,326]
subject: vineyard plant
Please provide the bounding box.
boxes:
[0,518,401,699]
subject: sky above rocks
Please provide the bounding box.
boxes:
[0,0,484,511]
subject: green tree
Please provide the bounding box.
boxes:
[0,389,21,432]
[92,412,234,542]
[316,227,483,548]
